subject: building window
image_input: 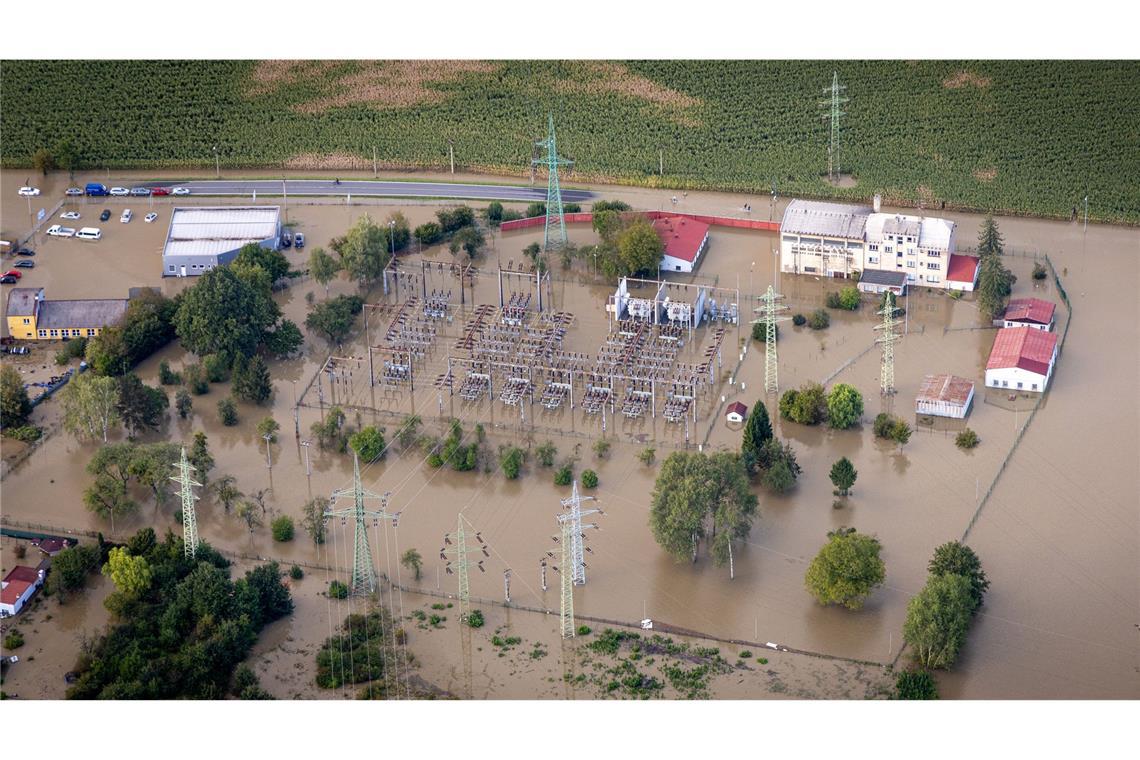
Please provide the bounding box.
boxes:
[927,250,941,257]
[87,329,97,336]
[907,261,915,268]
[1002,380,1008,387]
[884,246,893,254]
[38,329,46,337]
[23,318,30,325]
[867,256,878,264]
[868,244,878,252]
[50,329,58,337]
[1017,382,1023,389]
[168,265,175,272]
[928,276,940,283]
[927,262,940,270]
[1032,383,1038,390]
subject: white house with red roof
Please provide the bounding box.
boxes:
[945,254,980,292]
[1,565,45,617]
[1002,297,1055,331]
[653,216,710,273]
[725,401,748,424]
[985,326,1059,393]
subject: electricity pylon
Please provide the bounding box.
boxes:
[171,447,201,559]
[875,291,903,396]
[532,113,573,251]
[820,71,848,182]
[440,514,487,623]
[324,452,397,595]
[556,518,575,638]
[558,480,602,586]
[752,285,790,394]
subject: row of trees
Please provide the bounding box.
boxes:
[62,371,169,443]
[903,541,990,670]
[590,201,665,279]
[779,382,864,430]
[740,401,801,493]
[975,216,1018,319]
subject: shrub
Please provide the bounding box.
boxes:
[467,609,485,628]
[184,363,209,395]
[535,441,557,467]
[792,313,806,326]
[739,650,752,658]
[217,397,238,426]
[202,353,230,383]
[414,222,443,246]
[158,361,182,386]
[426,452,443,468]
[1031,262,1047,280]
[289,564,304,580]
[271,516,295,542]
[751,321,778,342]
[825,291,842,309]
[554,464,573,487]
[956,428,980,450]
[873,412,896,439]
[55,337,88,365]
[808,309,831,330]
[499,446,524,479]
[763,460,796,493]
[581,469,599,489]
[780,382,827,425]
[6,425,42,443]
[838,286,861,310]
[826,383,863,429]
[895,669,939,699]
[485,202,503,224]
[638,447,656,466]
[577,625,592,636]
[593,439,611,459]
[328,580,349,599]
[3,631,25,650]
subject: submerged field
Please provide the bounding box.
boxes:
[2,60,1139,223]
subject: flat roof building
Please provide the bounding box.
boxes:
[162,206,281,277]
[915,374,975,418]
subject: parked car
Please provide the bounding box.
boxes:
[171,187,191,196]
[76,227,102,241]
[0,275,17,284]
[100,209,112,222]
[85,183,108,196]
[47,225,76,238]
[18,187,40,197]
[60,210,81,220]
[109,187,130,196]
[130,187,151,196]
[281,230,293,248]
[66,187,84,196]
[14,260,34,269]
[145,212,158,223]
[4,269,22,279]
[150,187,170,196]
[121,209,133,223]
[294,232,305,249]
[15,248,35,257]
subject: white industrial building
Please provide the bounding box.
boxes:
[162,206,281,277]
[915,374,975,418]
[985,326,1059,393]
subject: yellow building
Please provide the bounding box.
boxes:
[6,287,128,341]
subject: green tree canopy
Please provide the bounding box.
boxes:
[829,457,858,496]
[903,573,974,670]
[928,541,990,614]
[741,401,773,473]
[804,528,885,610]
[189,431,214,484]
[103,547,153,599]
[305,294,364,346]
[309,246,341,295]
[45,543,101,595]
[231,354,273,404]
[336,213,390,284]
[826,383,864,429]
[401,548,423,581]
[233,242,290,283]
[0,364,32,428]
[977,254,1018,320]
[976,215,1004,258]
[779,382,828,425]
[616,218,664,276]
[62,372,121,442]
[349,425,385,463]
[895,670,939,700]
[174,267,278,362]
[116,373,168,438]
[302,496,329,545]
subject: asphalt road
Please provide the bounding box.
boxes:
[175,179,594,203]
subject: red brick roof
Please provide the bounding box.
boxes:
[946,254,979,283]
[726,401,747,417]
[986,327,1058,375]
[1004,297,1055,325]
[652,216,710,263]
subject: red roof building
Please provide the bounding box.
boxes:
[946,254,980,290]
[985,326,1059,393]
[1,565,44,617]
[653,216,710,273]
[1003,298,1056,331]
[726,401,748,422]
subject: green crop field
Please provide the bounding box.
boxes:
[2,60,1137,223]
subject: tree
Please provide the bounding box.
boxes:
[55,138,80,175]
[231,354,273,404]
[485,201,504,224]
[396,414,421,449]
[762,459,796,494]
[826,383,864,429]
[236,501,263,538]
[704,453,758,572]
[499,446,524,479]
[838,286,861,310]
[526,201,546,218]
[808,309,830,330]
[271,516,295,542]
[0,364,32,428]
[592,210,625,242]
[535,441,557,467]
[233,242,290,284]
[211,474,242,514]
[84,326,129,376]
[309,247,341,296]
[638,447,656,466]
[336,213,389,285]
[175,390,193,419]
[976,215,1004,258]
[977,254,1017,319]
[401,548,423,581]
[84,474,137,530]
[33,147,56,174]
[174,267,278,362]
[553,464,573,486]
[189,431,214,483]
[46,544,101,595]
[414,222,443,246]
[903,573,974,669]
[103,547,152,598]
[436,206,476,233]
[449,226,485,260]
[301,497,329,545]
[741,402,773,473]
[305,294,364,346]
[254,418,279,446]
[751,321,778,342]
[805,529,886,610]
[217,397,238,426]
[263,319,304,358]
[955,428,979,450]
[311,406,347,451]
[349,426,385,462]
[62,373,121,442]
[592,439,611,459]
[895,670,939,700]
[892,420,912,448]
[116,373,168,438]
[616,218,664,276]
[129,442,180,511]
[928,542,990,614]
[581,469,599,489]
[779,382,827,425]
[829,457,858,496]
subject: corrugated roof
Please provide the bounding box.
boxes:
[781,200,871,239]
[38,299,128,329]
[165,206,280,258]
[916,374,974,406]
[1004,297,1055,325]
[653,215,709,263]
[859,269,908,286]
[883,217,922,238]
[947,254,980,283]
[987,327,1058,375]
[5,287,42,317]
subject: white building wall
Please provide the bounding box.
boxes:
[0,583,36,617]
[1003,319,1053,332]
[984,365,1051,393]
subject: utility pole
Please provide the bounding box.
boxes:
[448,139,455,174]
[301,439,312,478]
[263,433,274,469]
[558,480,602,586]
[212,145,220,179]
[752,285,789,394]
[875,291,902,397]
[532,114,574,251]
[659,148,664,176]
[324,453,397,595]
[820,72,848,182]
[503,569,512,605]
[171,447,201,559]
[440,514,487,623]
[373,145,378,177]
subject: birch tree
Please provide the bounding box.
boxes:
[62,373,121,442]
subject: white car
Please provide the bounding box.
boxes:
[144,212,158,223]
[109,187,130,196]
[46,225,76,238]
[65,187,84,196]
[60,211,81,220]
[171,187,191,196]
[18,187,40,197]
[121,209,132,223]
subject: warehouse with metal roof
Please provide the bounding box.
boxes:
[162,206,281,277]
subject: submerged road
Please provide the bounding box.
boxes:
[174,179,594,203]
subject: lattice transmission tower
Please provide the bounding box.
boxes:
[559,480,602,586]
[820,71,849,182]
[440,514,487,623]
[875,291,903,396]
[324,452,397,595]
[752,285,790,394]
[532,113,573,251]
[555,517,575,638]
[171,447,201,559]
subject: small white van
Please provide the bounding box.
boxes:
[121,209,132,223]
[76,227,103,241]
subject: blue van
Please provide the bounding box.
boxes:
[85,183,108,196]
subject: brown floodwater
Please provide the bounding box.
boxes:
[1,167,1136,699]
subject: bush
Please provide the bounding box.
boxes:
[808,309,831,330]
[535,441,557,467]
[826,383,864,429]
[184,363,209,395]
[6,425,42,443]
[271,516,295,542]
[751,321,778,342]
[1031,262,1047,280]
[414,222,443,246]
[3,631,25,650]
[792,313,806,326]
[158,361,181,386]
[485,202,503,224]
[638,447,657,466]
[329,580,349,599]
[956,428,980,450]
[349,426,385,463]
[779,382,827,425]
[55,337,88,365]
[554,464,573,487]
[203,353,230,383]
[739,650,752,658]
[499,446,524,479]
[762,460,796,493]
[873,412,896,439]
[825,291,842,309]
[895,669,939,699]
[217,397,238,426]
[592,439,610,459]
[175,390,193,419]
[289,565,304,580]
[581,469,599,489]
[467,609,485,628]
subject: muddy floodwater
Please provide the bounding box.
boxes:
[1,168,1137,699]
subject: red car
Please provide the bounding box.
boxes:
[4,269,22,279]
[150,187,170,196]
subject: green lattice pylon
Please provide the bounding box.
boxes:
[752,286,789,394]
[875,291,902,396]
[171,447,202,559]
[325,452,396,595]
[441,514,487,623]
[532,114,573,251]
[558,517,575,638]
[820,71,849,181]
